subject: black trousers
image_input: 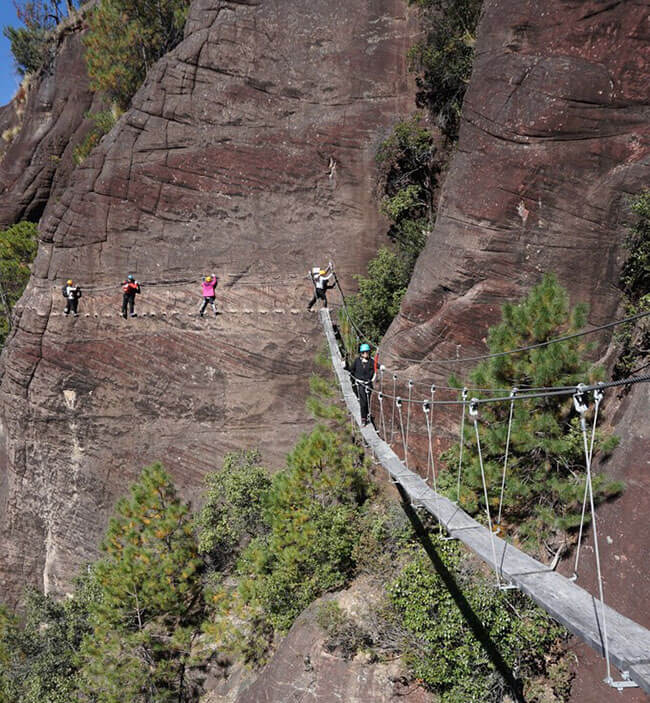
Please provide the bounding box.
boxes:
[64,298,78,315]
[308,288,327,309]
[122,293,136,317]
[199,296,217,315]
[357,381,372,422]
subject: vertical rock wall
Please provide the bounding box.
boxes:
[0,0,417,601]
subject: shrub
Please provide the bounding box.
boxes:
[73,109,118,164]
[407,0,483,140]
[614,191,650,378]
[388,542,568,702]
[84,0,190,109]
[0,221,38,347]
[439,275,621,549]
[197,450,271,571]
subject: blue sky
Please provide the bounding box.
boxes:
[0,2,23,107]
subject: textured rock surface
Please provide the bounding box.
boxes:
[0,0,416,602]
[378,1,649,699]
[382,0,649,373]
[208,585,430,703]
[0,19,101,227]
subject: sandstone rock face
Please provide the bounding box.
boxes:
[378,0,649,697]
[213,586,431,703]
[0,0,416,602]
[382,0,648,374]
[0,20,101,227]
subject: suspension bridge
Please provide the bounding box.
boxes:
[320,307,650,695]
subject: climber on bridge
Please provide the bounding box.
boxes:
[62,279,82,317]
[199,274,219,317]
[121,275,141,319]
[351,342,376,426]
[307,262,335,310]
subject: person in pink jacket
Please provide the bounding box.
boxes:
[199,274,219,316]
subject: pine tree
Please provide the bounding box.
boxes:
[78,463,204,703]
[441,275,622,549]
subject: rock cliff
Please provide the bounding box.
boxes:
[0,0,416,602]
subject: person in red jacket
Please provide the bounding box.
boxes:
[199,274,218,317]
[121,275,141,318]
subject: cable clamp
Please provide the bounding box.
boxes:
[423,400,430,413]
[408,379,413,389]
[380,364,386,372]
[510,387,518,398]
[469,398,479,418]
[378,392,383,402]
[573,383,589,415]
[593,382,604,405]
[430,384,436,395]
[396,396,402,408]
[393,374,397,381]
[462,387,468,401]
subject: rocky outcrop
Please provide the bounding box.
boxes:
[0,0,416,603]
[382,0,648,374]
[0,15,102,226]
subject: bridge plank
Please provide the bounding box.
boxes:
[320,309,650,693]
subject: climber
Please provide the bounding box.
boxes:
[62,279,82,317]
[351,342,375,426]
[121,275,141,319]
[307,262,335,310]
[199,274,219,317]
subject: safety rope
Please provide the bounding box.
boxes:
[390,374,397,443]
[396,397,409,469]
[573,386,612,683]
[572,385,603,580]
[455,388,468,503]
[469,399,503,586]
[405,380,413,455]
[422,398,443,536]
[496,388,517,529]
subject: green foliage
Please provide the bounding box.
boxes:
[78,463,205,703]
[388,543,568,702]
[439,275,622,549]
[345,116,435,345]
[3,24,51,75]
[73,109,118,165]
[407,0,482,139]
[2,1,75,76]
[238,427,372,632]
[0,576,97,703]
[316,601,372,659]
[84,0,190,109]
[620,190,650,300]
[0,221,38,347]
[614,191,650,378]
[197,450,271,571]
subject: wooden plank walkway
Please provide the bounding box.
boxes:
[320,309,650,693]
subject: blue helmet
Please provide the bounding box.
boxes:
[359,343,371,353]
[127,274,135,281]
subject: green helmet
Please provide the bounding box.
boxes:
[359,343,371,353]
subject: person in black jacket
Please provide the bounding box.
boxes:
[351,343,375,426]
[62,279,82,316]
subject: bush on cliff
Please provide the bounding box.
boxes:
[614,190,650,378]
[0,221,38,348]
[439,274,621,549]
[345,117,436,343]
[78,463,205,703]
[84,0,190,109]
[407,0,483,140]
[3,1,77,76]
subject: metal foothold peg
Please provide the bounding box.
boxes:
[396,396,402,408]
[462,387,468,401]
[573,383,589,414]
[393,374,397,381]
[423,400,430,413]
[469,398,479,418]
